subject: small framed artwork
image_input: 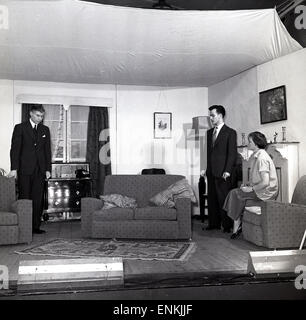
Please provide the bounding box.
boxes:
[154,112,172,139]
[259,85,287,124]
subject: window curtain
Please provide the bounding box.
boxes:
[86,107,111,197]
[21,103,43,122]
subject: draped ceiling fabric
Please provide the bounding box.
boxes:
[0,0,302,86]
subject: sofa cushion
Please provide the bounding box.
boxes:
[150,194,175,208]
[100,194,138,209]
[93,208,134,221]
[103,175,186,207]
[134,207,177,220]
[0,211,18,226]
[243,209,262,226]
[150,179,196,208]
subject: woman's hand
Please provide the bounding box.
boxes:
[241,186,253,193]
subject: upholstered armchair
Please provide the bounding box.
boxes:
[242,175,306,249]
[0,175,32,245]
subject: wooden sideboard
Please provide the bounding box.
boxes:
[43,177,92,221]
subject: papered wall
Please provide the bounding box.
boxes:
[116,86,207,175]
[208,48,306,177]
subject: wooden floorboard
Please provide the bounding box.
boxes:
[0,218,265,294]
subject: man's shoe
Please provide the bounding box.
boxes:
[33,229,46,234]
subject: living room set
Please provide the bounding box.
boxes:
[1,168,306,248]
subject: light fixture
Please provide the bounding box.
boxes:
[152,0,174,10]
[17,257,124,293]
[187,116,212,140]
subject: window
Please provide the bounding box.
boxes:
[43,105,89,162]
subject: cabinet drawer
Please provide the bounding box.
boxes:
[48,188,85,199]
[45,178,92,212]
[48,198,81,209]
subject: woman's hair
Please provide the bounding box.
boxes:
[248,131,268,149]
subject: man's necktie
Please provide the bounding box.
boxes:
[212,126,218,146]
[33,124,38,140]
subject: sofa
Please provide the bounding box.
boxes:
[242,175,306,249]
[81,174,192,240]
[0,175,32,245]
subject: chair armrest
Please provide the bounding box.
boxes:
[175,197,192,239]
[11,199,32,244]
[81,197,103,237]
[245,199,265,208]
[261,200,306,248]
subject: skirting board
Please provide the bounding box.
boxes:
[17,257,124,293]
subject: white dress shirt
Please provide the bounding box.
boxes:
[29,118,37,129]
[213,122,224,139]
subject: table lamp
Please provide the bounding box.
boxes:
[187,116,212,140]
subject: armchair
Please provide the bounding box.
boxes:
[242,175,306,249]
[0,176,32,245]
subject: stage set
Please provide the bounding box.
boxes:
[1,218,306,300]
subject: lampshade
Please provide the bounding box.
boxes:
[187,116,212,140]
[192,116,212,130]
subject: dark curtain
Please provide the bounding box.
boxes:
[86,107,111,197]
[21,103,43,122]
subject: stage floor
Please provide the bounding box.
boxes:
[0,219,303,299]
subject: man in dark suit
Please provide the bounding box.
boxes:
[205,105,237,233]
[9,105,51,234]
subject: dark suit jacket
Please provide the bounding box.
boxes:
[10,121,52,175]
[206,124,237,178]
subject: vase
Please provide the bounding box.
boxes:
[282,127,286,142]
[241,133,246,146]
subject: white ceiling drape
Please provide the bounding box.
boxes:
[0,0,302,86]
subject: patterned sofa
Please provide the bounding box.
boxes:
[242,175,306,249]
[0,175,32,245]
[81,174,192,240]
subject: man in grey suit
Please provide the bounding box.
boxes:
[205,105,237,233]
[9,105,51,234]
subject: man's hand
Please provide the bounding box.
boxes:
[8,170,17,179]
[46,171,51,179]
[222,172,230,180]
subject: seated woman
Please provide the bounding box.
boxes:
[223,131,278,239]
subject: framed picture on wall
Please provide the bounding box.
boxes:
[259,85,287,124]
[154,112,172,139]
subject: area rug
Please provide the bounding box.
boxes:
[15,239,196,261]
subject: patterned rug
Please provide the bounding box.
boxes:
[15,239,196,261]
